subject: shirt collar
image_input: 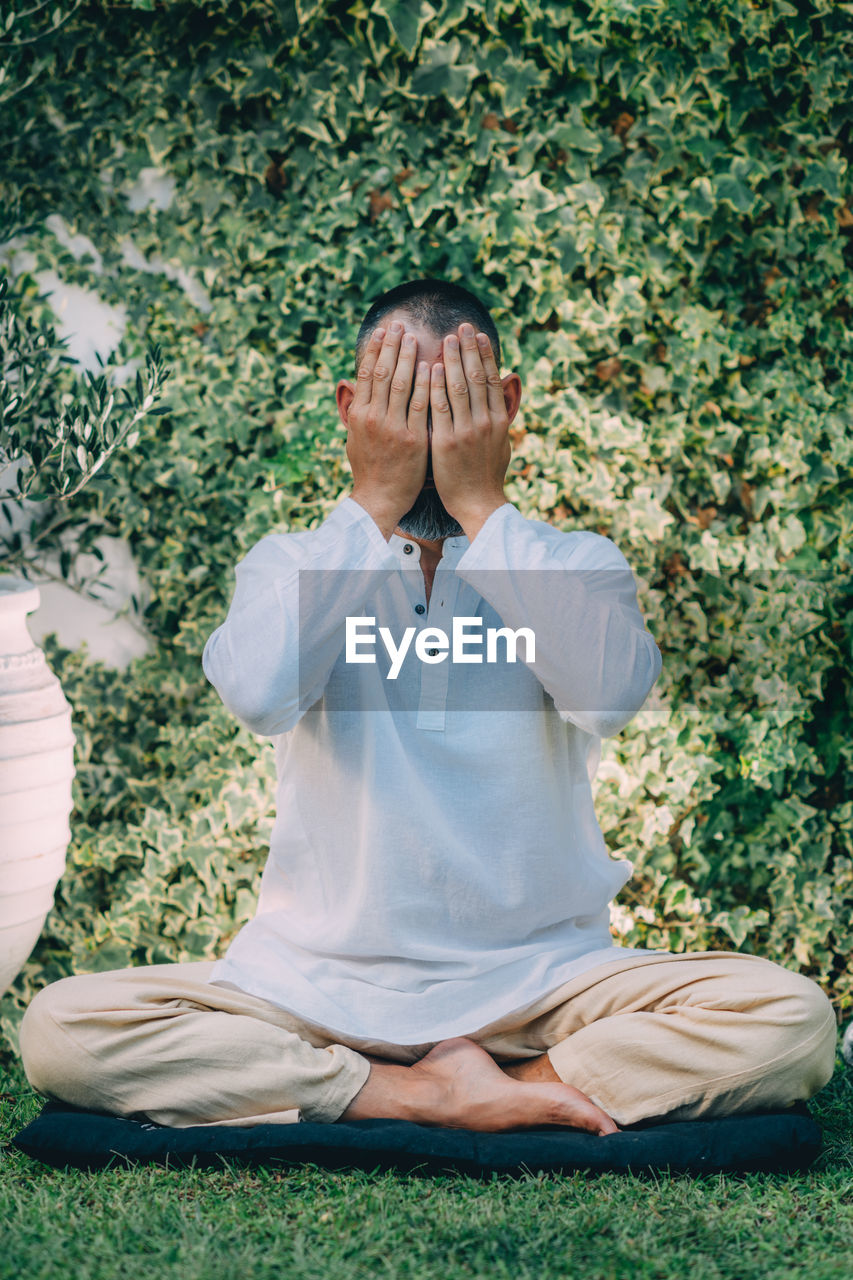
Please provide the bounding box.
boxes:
[389,532,470,568]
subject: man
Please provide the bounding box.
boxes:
[20,280,836,1136]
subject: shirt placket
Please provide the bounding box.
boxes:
[414,562,463,732]
[392,536,468,732]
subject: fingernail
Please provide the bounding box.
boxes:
[446,335,459,350]
[403,332,415,345]
[374,327,386,340]
[390,321,403,334]
[418,361,428,374]
[460,323,474,336]
[477,333,490,349]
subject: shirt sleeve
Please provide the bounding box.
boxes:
[202,498,398,735]
[454,503,662,738]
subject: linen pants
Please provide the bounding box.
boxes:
[19,949,837,1129]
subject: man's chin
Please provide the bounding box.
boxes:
[396,489,463,541]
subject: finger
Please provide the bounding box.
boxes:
[370,321,404,417]
[458,322,489,425]
[442,332,471,426]
[388,331,419,424]
[429,361,453,436]
[476,331,508,424]
[407,359,430,437]
[352,326,386,409]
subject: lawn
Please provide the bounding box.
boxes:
[2,1047,852,1280]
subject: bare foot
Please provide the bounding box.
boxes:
[340,1036,618,1136]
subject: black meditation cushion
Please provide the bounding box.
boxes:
[12,1101,822,1177]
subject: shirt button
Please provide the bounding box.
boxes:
[403,543,414,555]
[414,603,425,614]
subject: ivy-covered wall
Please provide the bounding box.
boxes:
[2,0,851,1057]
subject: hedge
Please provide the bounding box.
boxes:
[1,0,851,1061]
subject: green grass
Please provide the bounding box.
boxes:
[2,1052,852,1280]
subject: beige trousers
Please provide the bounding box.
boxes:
[19,950,837,1129]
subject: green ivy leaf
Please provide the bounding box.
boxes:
[410,39,478,107]
[373,0,436,57]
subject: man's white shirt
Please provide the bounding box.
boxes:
[202,498,662,1044]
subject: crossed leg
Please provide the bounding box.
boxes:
[19,951,836,1134]
[486,951,837,1126]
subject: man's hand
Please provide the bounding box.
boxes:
[429,322,513,542]
[345,322,430,540]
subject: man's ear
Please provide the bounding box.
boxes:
[336,380,356,428]
[502,373,522,426]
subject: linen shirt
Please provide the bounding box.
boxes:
[202,498,662,1044]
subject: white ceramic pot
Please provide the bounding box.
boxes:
[0,578,75,996]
